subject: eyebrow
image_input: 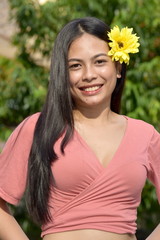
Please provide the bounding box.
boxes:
[68,53,108,62]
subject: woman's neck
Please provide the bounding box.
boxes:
[73,106,118,127]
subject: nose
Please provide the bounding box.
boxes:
[82,65,97,82]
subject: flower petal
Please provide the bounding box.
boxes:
[107,26,140,64]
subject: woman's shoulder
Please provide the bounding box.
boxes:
[7,112,41,143]
[17,112,41,130]
[1,112,41,157]
[125,115,154,128]
[23,112,41,124]
[124,115,159,137]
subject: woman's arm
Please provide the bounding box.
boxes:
[146,224,160,240]
[0,198,29,240]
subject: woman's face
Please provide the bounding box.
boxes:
[68,33,121,110]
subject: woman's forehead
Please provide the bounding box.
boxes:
[68,33,109,58]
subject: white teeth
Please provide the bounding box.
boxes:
[82,85,101,92]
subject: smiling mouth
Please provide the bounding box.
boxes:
[79,84,103,92]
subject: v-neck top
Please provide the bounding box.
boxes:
[0,112,160,237]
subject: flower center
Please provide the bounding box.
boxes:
[118,42,124,48]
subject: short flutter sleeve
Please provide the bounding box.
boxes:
[147,127,160,203]
[0,113,39,205]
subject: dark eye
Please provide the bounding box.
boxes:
[96,59,107,65]
[69,63,81,69]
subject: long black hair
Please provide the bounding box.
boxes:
[26,17,127,224]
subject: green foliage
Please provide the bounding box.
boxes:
[122,56,160,128]
[8,0,160,129]
[0,0,159,239]
[0,57,47,129]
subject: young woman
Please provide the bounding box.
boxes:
[0,17,159,240]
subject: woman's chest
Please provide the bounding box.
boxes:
[51,130,148,197]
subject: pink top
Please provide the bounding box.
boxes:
[0,113,160,237]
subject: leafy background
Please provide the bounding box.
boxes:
[0,0,160,239]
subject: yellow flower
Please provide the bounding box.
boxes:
[107,26,140,65]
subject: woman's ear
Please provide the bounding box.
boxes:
[116,62,122,78]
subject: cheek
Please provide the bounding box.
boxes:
[69,72,80,86]
[69,66,83,79]
[70,87,74,97]
[70,87,80,104]
[100,65,117,78]
[69,84,78,96]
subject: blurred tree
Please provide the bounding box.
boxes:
[0,0,160,239]
[2,0,159,129]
